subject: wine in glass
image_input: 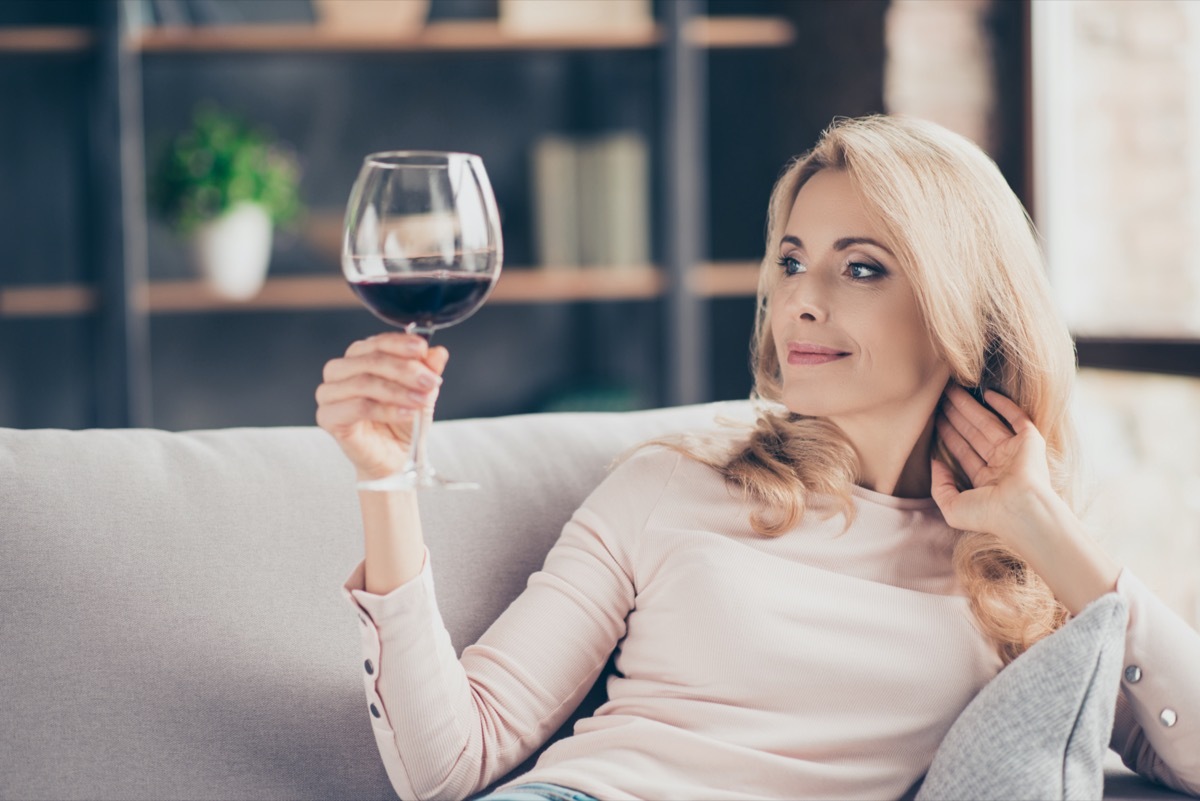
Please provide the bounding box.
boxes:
[342,151,503,491]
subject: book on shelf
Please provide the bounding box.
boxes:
[499,0,652,36]
[531,131,650,271]
[532,135,582,268]
[584,132,649,269]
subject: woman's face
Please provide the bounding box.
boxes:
[769,169,950,425]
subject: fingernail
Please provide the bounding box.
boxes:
[417,373,440,390]
[408,390,429,403]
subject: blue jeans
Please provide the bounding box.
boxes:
[476,781,600,801]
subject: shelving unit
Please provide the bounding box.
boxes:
[5,4,795,426]
[64,0,793,427]
[6,3,1196,432]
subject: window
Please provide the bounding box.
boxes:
[1032,0,1200,337]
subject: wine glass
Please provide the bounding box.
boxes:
[342,151,503,491]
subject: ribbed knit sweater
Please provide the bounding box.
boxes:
[344,447,1200,800]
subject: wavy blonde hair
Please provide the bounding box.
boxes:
[654,115,1078,664]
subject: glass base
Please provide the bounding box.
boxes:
[356,465,479,492]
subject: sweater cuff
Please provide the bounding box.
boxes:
[341,546,432,626]
[1113,564,1200,783]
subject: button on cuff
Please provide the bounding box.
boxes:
[1124,665,1142,683]
[1160,709,1178,728]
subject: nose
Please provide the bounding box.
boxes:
[782,275,829,322]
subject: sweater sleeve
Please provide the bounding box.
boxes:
[1108,566,1200,797]
[340,448,682,801]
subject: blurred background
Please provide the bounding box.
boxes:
[0,0,1197,621]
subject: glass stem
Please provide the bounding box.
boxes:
[406,326,434,478]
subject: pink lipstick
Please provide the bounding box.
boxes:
[786,341,850,366]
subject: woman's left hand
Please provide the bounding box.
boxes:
[932,384,1125,615]
[930,384,1059,544]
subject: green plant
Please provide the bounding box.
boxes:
[150,105,302,235]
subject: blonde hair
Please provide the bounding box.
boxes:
[653,115,1078,665]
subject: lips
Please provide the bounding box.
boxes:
[786,341,850,366]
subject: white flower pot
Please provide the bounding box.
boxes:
[191,202,274,301]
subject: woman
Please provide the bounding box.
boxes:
[316,115,1200,801]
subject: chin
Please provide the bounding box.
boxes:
[778,389,839,419]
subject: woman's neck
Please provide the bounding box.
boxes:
[833,407,939,500]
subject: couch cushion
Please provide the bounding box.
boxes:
[915,592,1129,801]
[0,403,746,801]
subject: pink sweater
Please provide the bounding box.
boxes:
[344,447,1200,800]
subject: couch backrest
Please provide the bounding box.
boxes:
[0,402,751,801]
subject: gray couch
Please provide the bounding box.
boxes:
[0,403,1188,800]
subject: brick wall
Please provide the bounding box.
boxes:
[1043,0,1200,336]
[884,0,996,153]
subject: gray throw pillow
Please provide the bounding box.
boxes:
[915,592,1129,801]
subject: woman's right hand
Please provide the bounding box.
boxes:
[316,332,449,482]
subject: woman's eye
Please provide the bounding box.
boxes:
[775,256,805,276]
[848,262,885,280]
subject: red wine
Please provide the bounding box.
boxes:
[349,271,495,330]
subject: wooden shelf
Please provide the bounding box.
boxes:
[692,261,760,297]
[491,267,665,303]
[0,263,762,318]
[130,17,794,53]
[144,269,667,313]
[0,284,97,317]
[145,275,355,313]
[0,27,93,53]
[687,17,794,49]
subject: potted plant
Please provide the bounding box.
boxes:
[150,106,301,301]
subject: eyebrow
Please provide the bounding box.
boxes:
[780,235,895,258]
